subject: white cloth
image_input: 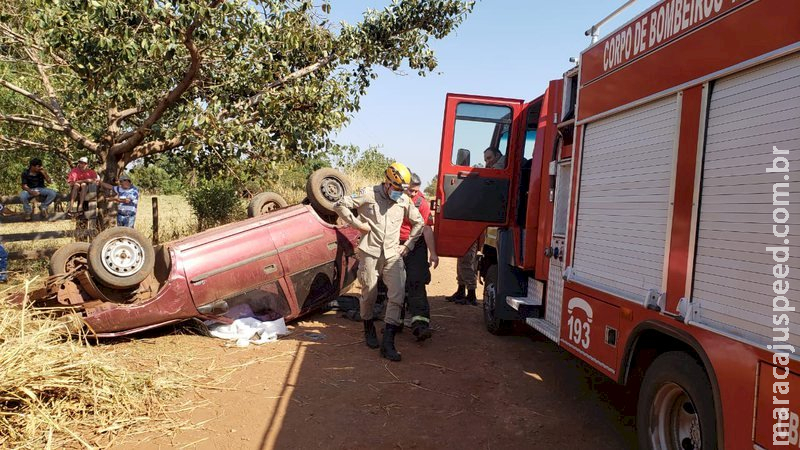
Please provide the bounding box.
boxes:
[206,304,289,347]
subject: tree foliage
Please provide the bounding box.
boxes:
[0,0,474,186]
[423,175,436,198]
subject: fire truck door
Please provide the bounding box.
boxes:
[435,94,525,257]
[533,160,571,341]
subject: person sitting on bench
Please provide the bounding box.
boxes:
[20,157,57,220]
[67,156,99,215]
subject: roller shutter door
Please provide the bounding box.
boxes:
[693,53,800,347]
[572,96,678,301]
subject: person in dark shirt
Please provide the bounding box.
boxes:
[20,157,57,220]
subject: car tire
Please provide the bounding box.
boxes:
[483,264,513,335]
[247,192,288,218]
[88,227,155,289]
[306,168,352,216]
[50,242,90,275]
[637,351,717,450]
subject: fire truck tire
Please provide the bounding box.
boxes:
[247,192,288,218]
[482,264,512,335]
[637,351,717,450]
[306,168,352,216]
[88,227,155,290]
[50,242,90,275]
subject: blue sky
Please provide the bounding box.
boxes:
[330,0,657,186]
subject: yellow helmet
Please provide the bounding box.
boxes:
[385,162,412,189]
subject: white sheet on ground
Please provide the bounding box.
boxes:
[206,304,288,347]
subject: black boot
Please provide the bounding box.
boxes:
[445,285,465,302]
[380,324,402,361]
[456,289,478,306]
[363,319,379,349]
[411,320,432,342]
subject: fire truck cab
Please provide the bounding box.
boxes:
[434,1,799,449]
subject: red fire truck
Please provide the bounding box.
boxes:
[433,1,799,448]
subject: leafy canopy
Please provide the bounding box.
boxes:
[0,0,474,178]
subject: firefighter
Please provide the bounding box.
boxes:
[446,241,478,305]
[333,162,424,362]
[401,173,439,341]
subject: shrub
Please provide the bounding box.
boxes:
[130,165,185,195]
[186,178,242,230]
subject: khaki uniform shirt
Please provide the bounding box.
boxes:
[334,184,424,258]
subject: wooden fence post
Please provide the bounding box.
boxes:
[152,197,159,245]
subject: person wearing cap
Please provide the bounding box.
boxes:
[100,174,139,227]
[67,156,99,215]
[400,172,439,342]
[19,157,57,220]
[333,162,424,362]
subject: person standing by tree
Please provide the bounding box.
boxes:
[100,174,139,227]
[19,158,57,221]
[334,162,424,362]
[401,172,439,341]
[67,156,99,215]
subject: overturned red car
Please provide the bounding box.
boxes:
[28,169,360,337]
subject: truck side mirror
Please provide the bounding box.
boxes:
[456,148,471,166]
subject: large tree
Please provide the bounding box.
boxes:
[0,0,472,186]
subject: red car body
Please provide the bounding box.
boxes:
[82,204,360,336]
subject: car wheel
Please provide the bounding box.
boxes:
[483,264,513,335]
[50,242,90,275]
[637,351,717,450]
[306,168,352,216]
[247,192,289,218]
[88,227,155,289]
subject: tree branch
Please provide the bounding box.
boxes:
[111,0,224,157]
[0,79,56,114]
[24,48,100,153]
[0,135,70,160]
[130,135,183,159]
[0,114,65,132]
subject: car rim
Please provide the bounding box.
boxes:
[66,254,88,272]
[320,177,345,202]
[100,236,146,277]
[648,382,702,450]
[261,201,279,213]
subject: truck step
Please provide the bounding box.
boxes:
[506,296,543,319]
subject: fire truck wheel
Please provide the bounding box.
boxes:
[482,264,512,335]
[247,192,288,218]
[88,227,155,290]
[637,351,717,450]
[306,168,352,216]
[50,242,90,275]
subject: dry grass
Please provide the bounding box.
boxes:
[0,283,209,449]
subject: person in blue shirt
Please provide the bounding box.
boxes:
[0,243,7,283]
[101,174,139,227]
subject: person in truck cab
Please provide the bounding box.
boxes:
[483,146,506,169]
[401,172,439,342]
[333,162,424,362]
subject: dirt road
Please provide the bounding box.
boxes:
[123,258,636,449]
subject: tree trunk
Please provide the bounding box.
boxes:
[97,150,126,229]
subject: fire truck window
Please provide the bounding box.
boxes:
[451,103,512,169]
[523,130,537,160]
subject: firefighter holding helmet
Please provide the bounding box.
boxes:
[334,162,424,361]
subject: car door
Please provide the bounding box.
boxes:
[179,220,290,317]
[434,94,526,256]
[267,209,341,313]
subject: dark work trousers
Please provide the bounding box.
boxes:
[403,238,431,324]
